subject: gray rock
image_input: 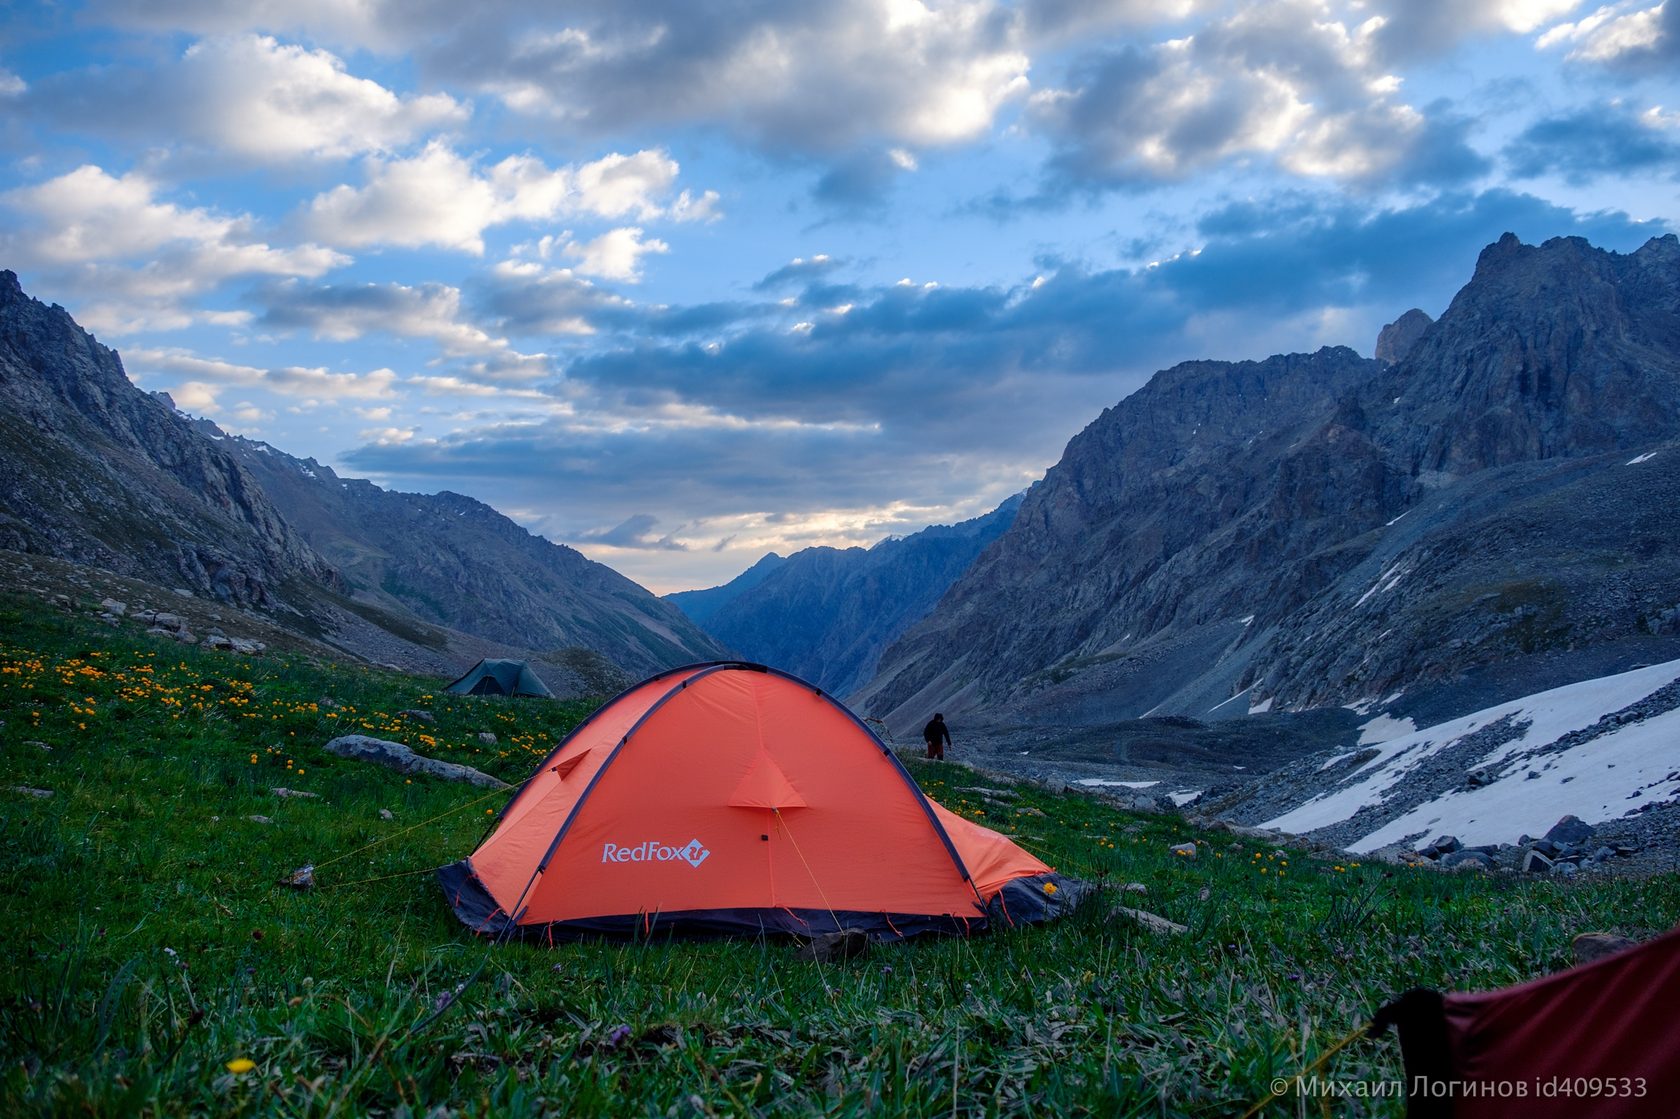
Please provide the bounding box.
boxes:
[99,598,126,616]
[1572,932,1637,965]
[1112,907,1187,935]
[1375,308,1433,365]
[795,929,871,962]
[399,709,436,724]
[10,785,53,798]
[1520,849,1554,874]
[1432,835,1462,855]
[1169,842,1198,858]
[229,638,265,655]
[205,635,232,650]
[379,808,394,820]
[247,815,274,825]
[271,787,319,799]
[1545,815,1595,847]
[1552,860,1579,878]
[1441,849,1492,870]
[322,734,510,789]
[477,731,497,745]
[151,612,184,631]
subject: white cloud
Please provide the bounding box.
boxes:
[0,165,346,331]
[1031,1,1486,187]
[0,69,25,97]
[172,34,468,160]
[4,165,341,273]
[424,1,1034,154]
[300,141,711,254]
[171,380,222,411]
[257,278,549,376]
[563,226,668,281]
[126,346,399,400]
[1537,2,1664,60]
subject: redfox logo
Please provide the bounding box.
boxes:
[600,838,711,868]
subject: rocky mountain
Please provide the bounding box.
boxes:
[858,234,1680,735]
[666,552,788,628]
[669,496,1023,696]
[220,434,727,679]
[0,271,335,607]
[0,270,726,687]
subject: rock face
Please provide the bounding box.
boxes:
[858,234,1680,731]
[0,270,726,682]
[1375,308,1433,365]
[0,271,336,606]
[222,434,727,679]
[666,553,788,628]
[669,497,1022,696]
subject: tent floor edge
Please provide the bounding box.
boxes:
[437,861,994,943]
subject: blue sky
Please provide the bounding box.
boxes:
[3,0,1677,592]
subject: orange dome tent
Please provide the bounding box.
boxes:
[438,662,1083,941]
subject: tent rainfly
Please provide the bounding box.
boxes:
[444,659,554,698]
[438,661,1083,941]
[1374,925,1680,1117]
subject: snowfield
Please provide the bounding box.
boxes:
[1259,658,1680,851]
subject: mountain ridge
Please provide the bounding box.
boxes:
[857,233,1680,735]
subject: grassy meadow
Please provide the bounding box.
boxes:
[3,592,1678,1117]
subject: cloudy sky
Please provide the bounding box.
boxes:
[4,1,1677,592]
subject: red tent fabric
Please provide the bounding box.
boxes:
[1376,925,1680,1118]
[438,662,1077,941]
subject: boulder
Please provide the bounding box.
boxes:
[1441,849,1492,870]
[99,598,127,616]
[1572,933,1637,966]
[1520,849,1554,874]
[152,612,184,631]
[1169,842,1198,858]
[399,709,437,724]
[477,731,497,745]
[323,734,510,789]
[205,635,233,650]
[1431,835,1462,855]
[796,929,871,963]
[1544,815,1594,847]
[1112,907,1187,935]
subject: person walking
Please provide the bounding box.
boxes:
[922,713,951,760]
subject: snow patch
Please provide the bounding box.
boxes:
[1355,560,1411,608]
[1248,696,1274,714]
[1078,779,1160,789]
[1318,751,1357,771]
[1626,451,1658,465]
[1257,658,1680,846]
[1356,714,1416,746]
[1168,790,1203,807]
[1209,687,1252,715]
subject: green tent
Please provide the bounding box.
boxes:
[444,659,554,698]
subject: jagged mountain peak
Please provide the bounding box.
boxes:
[859,232,1680,734]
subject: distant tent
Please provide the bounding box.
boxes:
[438,661,1082,941]
[1375,925,1680,1117]
[444,659,554,699]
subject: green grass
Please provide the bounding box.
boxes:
[2,593,1677,1116]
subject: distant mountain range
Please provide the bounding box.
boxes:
[8,231,1678,727]
[856,234,1680,735]
[666,496,1022,696]
[0,271,726,690]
